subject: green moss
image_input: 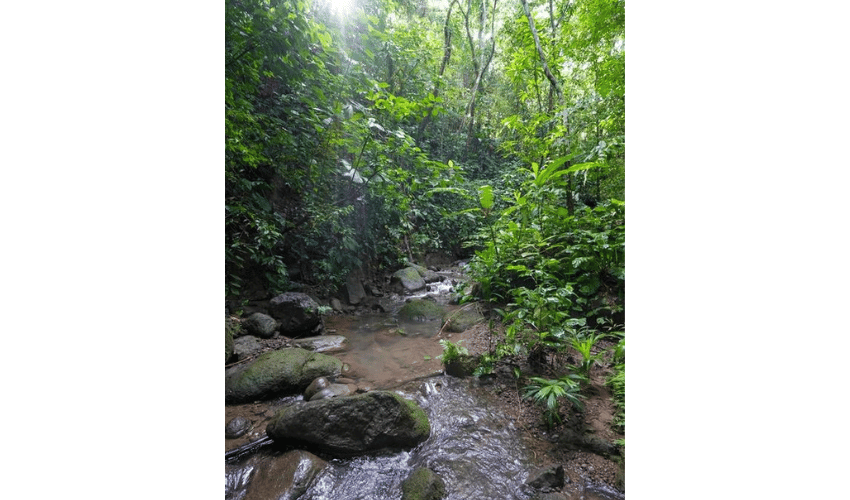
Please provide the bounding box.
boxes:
[400,396,431,438]
[227,348,343,403]
[398,299,445,322]
[401,467,446,500]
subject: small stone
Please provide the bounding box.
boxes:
[225,416,252,439]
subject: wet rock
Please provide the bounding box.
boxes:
[392,267,426,292]
[243,312,278,338]
[266,391,431,455]
[304,376,331,400]
[345,273,367,305]
[290,335,348,353]
[268,292,324,337]
[404,261,443,283]
[556,429,621,458]
[308,383,352,401]
[225,416,252,439]
[233,335,263,359]
[442,307,485,333]
[530,493,571,500]
[401,467,446,500]
[581,480,625,500]
[527,464,566,492]
[398,299,446,322]
[243,450,327,500]
[225,348,343,404]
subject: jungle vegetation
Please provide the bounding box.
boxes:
[226,0,624,429]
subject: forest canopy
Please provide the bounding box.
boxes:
[225,0,624,304]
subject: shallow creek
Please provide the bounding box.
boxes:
[226,270,622,499]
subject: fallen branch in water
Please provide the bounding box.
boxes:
[225,435,274,462]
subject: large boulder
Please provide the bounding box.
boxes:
[225,348,343,404]
[344,273,367,305]
[243,450,327,500]
[266,391,431,455]
[268,292,324,337]
[441,307,485,333]
[401,467,446,500]
[405,261,443,283]
[398,299,446,322]
[392,267,426,292]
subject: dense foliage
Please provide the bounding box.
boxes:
[225,0,625,432]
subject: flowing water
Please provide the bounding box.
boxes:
[226,269,623,499]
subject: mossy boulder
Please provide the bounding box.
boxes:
[392,267,426,292]
[266,391,431,455]
[441,307,485,333]
[404,261,443,283]
[225,348,343,404]
[398,299,446,322]
[401,467,446,500]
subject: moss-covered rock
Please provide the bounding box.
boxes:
[398,299,446,322]
[392,267,426,292]
[441,307,485,333]
[401,467,446,500]
[266,391,431,455]
[225,348,343,404]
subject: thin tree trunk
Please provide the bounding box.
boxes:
[417,1,458,144]
[520,0,575,215]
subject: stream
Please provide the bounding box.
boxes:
[225,268,623,500]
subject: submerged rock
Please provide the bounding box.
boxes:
[268,292,324,337]
[225,348,343,404]
[266,391,431,455]
[291,335,348,353]
[401,467,446,500]
[243,450,327,500]
[308,383,352,401]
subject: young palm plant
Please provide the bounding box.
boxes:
[571,332,606,381]
[523,374,585,428]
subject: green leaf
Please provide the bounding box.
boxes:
[478,185,494,210]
